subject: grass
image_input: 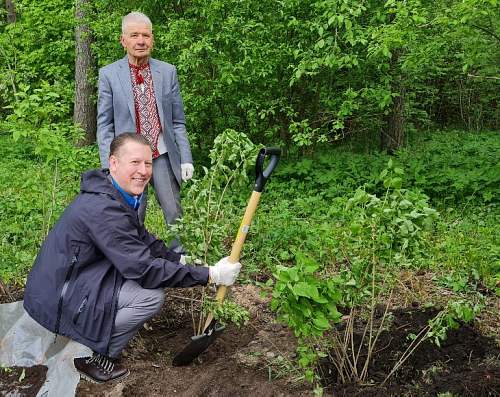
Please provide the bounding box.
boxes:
[0,130,498,296]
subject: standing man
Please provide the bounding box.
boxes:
[23,133,240,383]
[97,11,193,253]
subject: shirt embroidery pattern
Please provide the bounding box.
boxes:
[129,63,162,158]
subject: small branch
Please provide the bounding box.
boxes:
[165,293,204,304]
[381,324,430,386]
[467,73,500,81]
[469,24,500,41]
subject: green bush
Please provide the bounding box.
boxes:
[0,133,97,283]
[397,131,500,205]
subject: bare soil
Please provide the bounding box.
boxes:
[1,283,499,397]
[0,365,47,396]
[76,285,310,397]
[320,307,500,396]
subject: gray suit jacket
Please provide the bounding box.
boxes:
[97,56,192,185]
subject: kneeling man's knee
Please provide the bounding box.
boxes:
[147,288,165,314]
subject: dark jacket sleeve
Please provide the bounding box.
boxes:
[82,200,208,289]
[141,228,181,262]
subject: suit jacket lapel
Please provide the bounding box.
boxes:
[117,56,136,125]
[150,59,165,129]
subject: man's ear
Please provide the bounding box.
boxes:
[109,155,118,172]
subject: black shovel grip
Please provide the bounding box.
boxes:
[254,147,281,192]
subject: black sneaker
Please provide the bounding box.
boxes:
[74,353,129,383]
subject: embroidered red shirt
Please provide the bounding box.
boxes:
[129,63,162,158]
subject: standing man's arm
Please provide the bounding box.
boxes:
[170,66,193,172]
[97,69,115,169]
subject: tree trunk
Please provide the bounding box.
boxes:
[5,0,15,23]
[74,0,96,145]
[381,82,405,154]
[381,46,405,154]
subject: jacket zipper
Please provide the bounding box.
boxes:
[106,278,123,356]
[55,246,80,334]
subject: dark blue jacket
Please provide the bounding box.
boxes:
[23,169,208,355]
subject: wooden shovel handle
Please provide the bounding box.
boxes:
[203,191,261,331]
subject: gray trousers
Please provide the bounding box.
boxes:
[139,153,182,226]
[108,280,164,358]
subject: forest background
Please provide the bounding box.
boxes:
[0,0,499,389]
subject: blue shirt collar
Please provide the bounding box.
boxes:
[111,177,143,210]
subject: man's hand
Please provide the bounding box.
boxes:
[181,163,194,182]
[209,257,241,286]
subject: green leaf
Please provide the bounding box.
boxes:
[399,199,412,209]
[18,368,26,382]
[312,313,330,330]
[350,223,361,233]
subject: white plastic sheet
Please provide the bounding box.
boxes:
[0,301,91,397]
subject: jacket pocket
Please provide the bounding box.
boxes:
[73,302,108,342]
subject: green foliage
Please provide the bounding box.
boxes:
[432,206,500,294]
[437,269,481,293]
[270,130,499,207]
[3,81,87,166]
[345,159,439,265]
[0,133,98,283]
[203,298,250,327]
[397,131,500,205]
[268,158,441,381]
[5,82,72,139]
[425,298,484,347]
[270,252,345,383]
[271,253,343,339]
[0,0,75,108]
[1,0,499,155]
[163,129,258,264]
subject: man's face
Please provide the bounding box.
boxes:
[120,21,154,63]
[109,141,153,196]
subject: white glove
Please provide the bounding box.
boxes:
[209,257,241,286]
[181,163,194,182]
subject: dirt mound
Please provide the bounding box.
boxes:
[76,285,311,396]
[321,307,500,396]
[1,285,499,396]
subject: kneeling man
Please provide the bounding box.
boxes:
[23,133,240,383]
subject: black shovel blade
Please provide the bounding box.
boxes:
[172,320,225,366]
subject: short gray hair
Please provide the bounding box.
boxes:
[122,12,152,34]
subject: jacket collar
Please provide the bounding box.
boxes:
[80,169,140,220]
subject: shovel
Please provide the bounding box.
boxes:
[172,147,281,366]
